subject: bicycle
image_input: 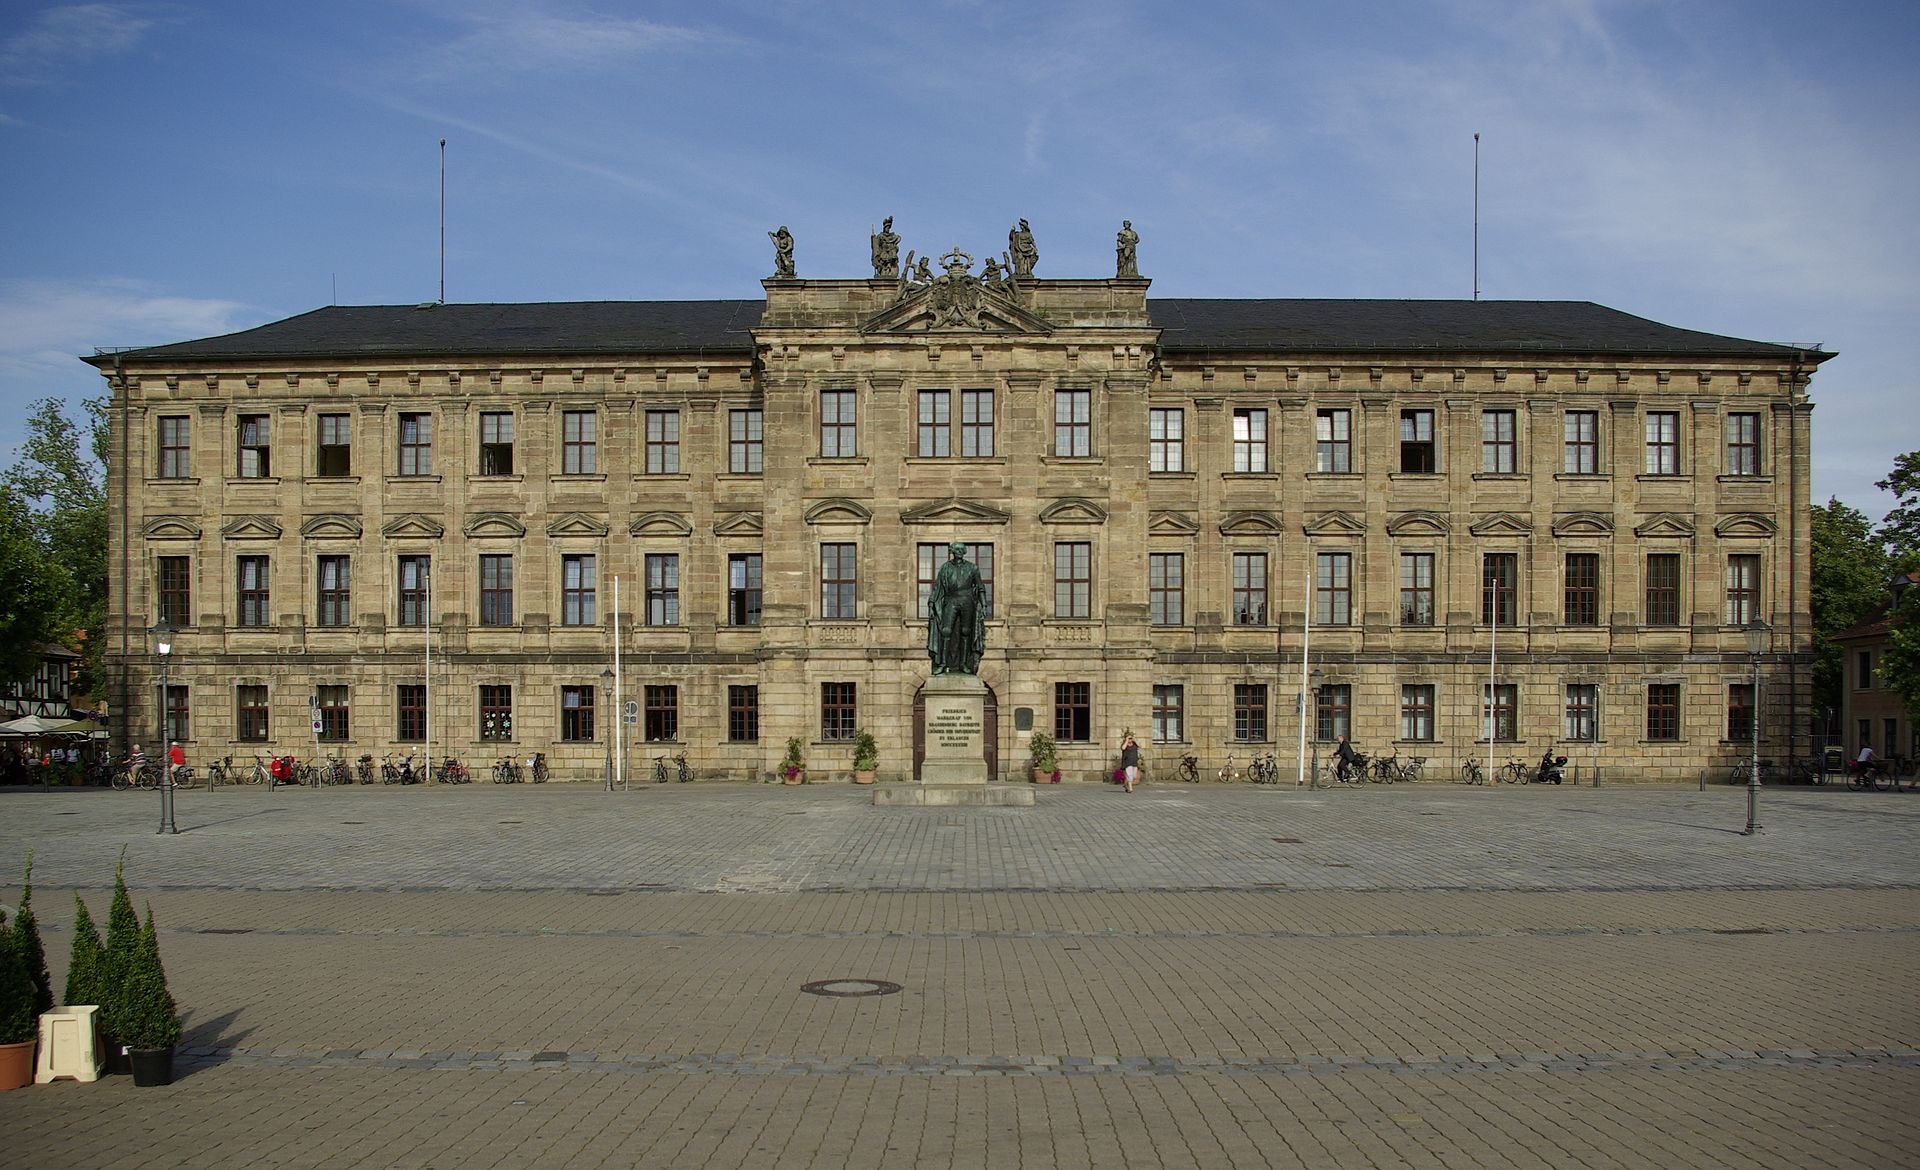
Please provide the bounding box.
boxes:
[243,756,270,785]
[1396,756,1427,783]
[382,754,419,785]
[1247,752,1280,784]
[529,753,549,783]
[1461,758,1486,785]
[319,756,352,785]
[1499,756,1531,785]
[1370,753,1399,784]
[491,757,524,783]
[673,751,691,783]
[356,754,376,784]
[1176,753,1199,783]
[435,757,471,784]
[206,756,233,787]
[1217,756,1239,783]
[112,759,163,790]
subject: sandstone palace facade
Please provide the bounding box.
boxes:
[89,226,1828,783]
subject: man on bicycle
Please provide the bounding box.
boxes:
[167,741,187,786]
[1334,735,1363,783]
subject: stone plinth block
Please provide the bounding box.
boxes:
[919,673,990,785]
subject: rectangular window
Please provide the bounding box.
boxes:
[479,412,514,475]
[1149,553,1184,626]
[1053,389,1092,457]
[917,389,951,457]
[1728,683,1755,742]
[236,555,270,627]
[1399,409,1435,473]
[163,685,189,743]
[821,543,858,619]
[1232,408,1268,472]
[915,544,995,619]
[1726,554,1761,625]
[1726,412,1761,476]
[1152,684,1184,744]
[236,685,269,743]
[1564,553,1600,626]
[645,685,678,743]
[1054,541,1092,619]
[1232,552,1268,625]
[1315,684,1351,742]
[1858,718,1871,750]
[1054,681,1092,742]
[1564,410,1599,474]
[1858,650,1873,690]
[1315,552,1352,626]
[1482,553,1516,627]
[316,555,351,627]
[318,685,349,742]
[156,556,191,627]
[820,390,856,457]
[158,416,191,478]
[729,409,764,474]
[1315,409,1351,472]
[1149,408,1184,472]
[1646,683,1680,741]
[645,410,680,474]
[961,389,995,457]
[729,553,763,627]
[561,410,598,475]
[1481,409,1517,473]
[1400,552,1434,626]
[728,685,760,743]
[560,685,595,742]
[397,412,432,476]
[316,414,351,477]
[1565,684,1598,742]
[397,684,425,742]
[396,555,429,627]
[1484,683,1518,742]
[1400,684,1435,742]
[646,553,680,626]
[479,685,513,742]
[1234,684,1269,743]
[562,554,597,626]
[479,554,513,627]
[1644,411,1680,475]
[1646,554,1682,627]
[821,682,857,742]
[237,414,271,478]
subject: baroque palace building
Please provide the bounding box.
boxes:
[89,224,1828,783]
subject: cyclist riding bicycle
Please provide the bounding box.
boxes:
[1334,735,1364,783]
[167,740,187,785]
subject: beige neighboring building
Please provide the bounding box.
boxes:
[87,228,1829,783]
[1834,573,1919,767]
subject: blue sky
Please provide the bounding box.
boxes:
[3,0,1915,518]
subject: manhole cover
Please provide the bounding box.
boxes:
[200,928,252,935]
[1271,837,1303,844]
[801,978,903,998]
[499,820,522,825]
[1711,928,1771,935]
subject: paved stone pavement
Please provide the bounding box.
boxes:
[1,781,1916,1168]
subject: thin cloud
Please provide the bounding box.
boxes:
[0,3,164,85]
[0,278,250,379]
[420,11,728,78]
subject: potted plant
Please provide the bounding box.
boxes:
[118,906,181,1086]
[851,729,878,784]
[0,907,36,1090]
[64,895,104,1010]
[781,736,806,785]
[1028,731,1060,784]
[99,852,140,1074]
[12,855,51,1020]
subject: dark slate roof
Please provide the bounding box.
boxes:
[89,298,1825,364]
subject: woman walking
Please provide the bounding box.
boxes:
[1120,733,1141,794]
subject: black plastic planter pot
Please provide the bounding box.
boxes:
[128,1047,175,1086]
[103,1043,131,1076]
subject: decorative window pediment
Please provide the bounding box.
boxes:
[1219,510,1283,536]
[220,515,284,540]
[1468,512,1533,537]
[1148,510,1200,536]
[1038,497,1109,525]
[804,498,874,525]
[899,497,1012,525]
[141,516,203,540]
[1551,512,1615,537]
[630,511,694,537]
[1634,512,1696,538]
[1386,510,1450,536]
[1303,510,1366,536]
[1714,512,1777,538]
[712,511,764,537]
[463,512,526,539]
[299,513,363,539]
[380,514,445,539]
[546,512,610,538]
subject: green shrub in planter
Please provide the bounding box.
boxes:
[64,895,103,1008]
[852,730,878,772]
[0,909,34,1045]
[100,852,140,1046]
[115,906,179,1052]
[11,853,51,1018]
[1028,731,1060,779]
[781,736,806,782]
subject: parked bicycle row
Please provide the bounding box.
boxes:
[105,751,551,789]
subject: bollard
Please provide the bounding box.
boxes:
[1592,764,1600,788]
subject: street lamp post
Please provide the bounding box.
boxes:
[1742,616,1772,837]
[1306,670,1324,788]
[153,618,177,835]
[601,668,615,791]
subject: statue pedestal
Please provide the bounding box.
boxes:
[874,674,1033,807]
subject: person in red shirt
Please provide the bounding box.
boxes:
[167,741,186,784]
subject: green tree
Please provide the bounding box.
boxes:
[3,396,108,695]
[0,483,74,683]
[1877,451,1920,714]
[1810,498,1891,717]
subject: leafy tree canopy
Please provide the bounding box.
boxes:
[2,396,107,694]
[1875,451,1920,714]
[1810,498,1891,717]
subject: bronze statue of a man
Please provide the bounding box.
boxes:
[926,541,986,675]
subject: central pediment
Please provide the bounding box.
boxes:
[861,250,1054,335]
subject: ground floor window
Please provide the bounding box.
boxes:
[318,685,349,742]
[645,685,679,743]
[1054,682,1091,742]
[1564,684,1597,742]
[561,685,595,742]
[1727,683,1755,742]
[1234,684,1268,743]
[163,685,190,743]
[728,685,759,743]
[1314,684,1350,743]
[1483,683,1517,742]
[479,685,512,742]
[1152,685,1184,743]
[1399,685,1434,742]
[396,684,425,742]
[236,685,268,742]
[1647,684,1680,742]
[821,682,857,741]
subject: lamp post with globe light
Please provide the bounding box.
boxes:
[153,618,177,834]
[1742,616,1771,837]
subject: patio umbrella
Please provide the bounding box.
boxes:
[0,715,68,735]
[42,717,109,738]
